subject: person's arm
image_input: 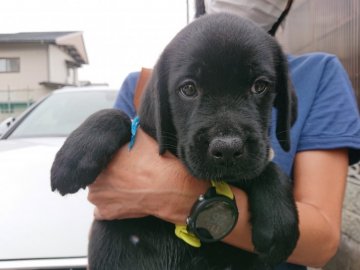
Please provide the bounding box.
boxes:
[223,148,348,268]
[88,129,348,268]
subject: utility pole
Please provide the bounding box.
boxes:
[7,86,11,113]
[186,0,190,24]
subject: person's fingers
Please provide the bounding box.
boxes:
[87,188,96,204]
[87,182,103,204]
[93,207,103,220]
[93,206,117,220]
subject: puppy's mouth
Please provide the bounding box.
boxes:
[179,136,269,183]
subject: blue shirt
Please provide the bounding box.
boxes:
[271,53,360,176]
[114,71,140,119]
[114,53,360,270]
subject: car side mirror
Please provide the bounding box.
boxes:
[0,117,16,137]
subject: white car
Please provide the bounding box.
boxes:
[0,86,118,269]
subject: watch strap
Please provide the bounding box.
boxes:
[210,180,234,199]
[175,224,201,248]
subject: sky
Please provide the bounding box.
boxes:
[0,0,195,88]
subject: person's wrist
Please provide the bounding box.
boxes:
[151,156,210,225]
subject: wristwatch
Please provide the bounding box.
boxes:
[186,181,238,243]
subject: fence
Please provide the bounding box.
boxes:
[0,88,34,121]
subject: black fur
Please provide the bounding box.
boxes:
[51,14,299,270]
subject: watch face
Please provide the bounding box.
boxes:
[194,199,237,242]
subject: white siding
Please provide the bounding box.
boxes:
[48,44,75,84]
[0,43,49,102]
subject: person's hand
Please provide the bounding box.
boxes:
[87,128,209,223]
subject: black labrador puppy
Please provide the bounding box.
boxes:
[51,13,299,270]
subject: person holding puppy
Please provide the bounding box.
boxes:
[88,0,360,269]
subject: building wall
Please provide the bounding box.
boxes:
[277,1,360,269]
[48,44,76,85]
[0,43,49,101]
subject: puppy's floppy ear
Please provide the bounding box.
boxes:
[154,72,177,155]
[274,52,297,152]
[139,63,177,155]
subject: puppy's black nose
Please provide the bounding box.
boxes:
[208,137,244,164]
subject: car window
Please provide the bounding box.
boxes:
[8,91,116,138]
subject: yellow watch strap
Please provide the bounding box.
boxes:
[175,225,201,247]
[211,180,234,200]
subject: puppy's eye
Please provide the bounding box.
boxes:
[251,79,270,95]
[179,83,198,98]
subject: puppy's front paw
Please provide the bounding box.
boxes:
[251,205,299,266]
[249,163,299,266]
[51,109,131,195]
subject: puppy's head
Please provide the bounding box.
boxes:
[141,13,297,182]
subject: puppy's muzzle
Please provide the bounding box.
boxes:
[208,136,244,165]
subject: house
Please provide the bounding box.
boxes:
[0,31,88,120]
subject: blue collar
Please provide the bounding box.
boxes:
[129,116,140,150]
